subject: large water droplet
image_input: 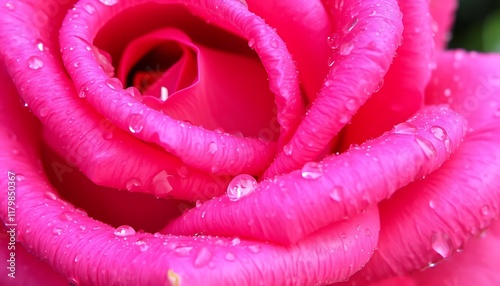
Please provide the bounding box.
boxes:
[79,86,89,98]
[127,114,144,134]
[343,18,358,33]
[430,126,447,141]
[394,122,417,134]
[105,77,123,90]
[225,252,236,261]
[28,56,43,70]
[125,86,141,98]
[247,245,261,253]
[339,42,354,56]
[174,246,193,256]
[84,3,96,14]
[114,225,136,237]
[98,0,118,6]
[301,162,323,180]
[194,247,212,267]
[227,174,257,201]
[231,237,241,246]
[126,178,142,190]
[330,186,343,201]
[431,232,451,258]
[152,170,173,196]
[416,137,437,158]
[208,142,218,154]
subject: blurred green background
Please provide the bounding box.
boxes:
[450,0,500,51]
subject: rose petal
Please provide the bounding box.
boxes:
[345,51,500,283]
[340,0,434,148]
[165,106,466,245]
[429,0,458,49]
[263,0,404,178]
[246,0,331,102]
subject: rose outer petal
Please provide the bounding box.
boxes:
[165,106,466,245]
[263,0,404,178]
[340,0,434,148]
[344,51,500,283]
[429,0,458,50]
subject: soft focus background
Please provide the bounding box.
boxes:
[451,0,500,52]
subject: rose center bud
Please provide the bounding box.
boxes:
[94,3,278,139]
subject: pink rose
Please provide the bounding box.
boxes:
[1,0,499,285]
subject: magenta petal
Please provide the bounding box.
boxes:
[263,0,403,178]
[429,0,458,49]
[165,106,466,244]
[346,51,500,283]
[340,0,434,148]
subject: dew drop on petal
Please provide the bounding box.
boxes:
[225,252,236,261]
[481,205,490,216]
[28,56,43,70]
[68,277,79,286]
[327,33,340,49]
[39,107,49,117]
[36,40,46,52]
[79,86,89,98]
[152,170,173,196]
[74,253,81,263]
[45,191,58,200]
[248,245,261,253]
[248,38,256,48]
[227,174,257,201]
[431,232,451,258]
[125,86,142,98]
[283,144,293,155]
[84,3,96,14]
[60,211,73,222]
[126,178,142,190]
[114,225,136,237]
[270,38,279,48]
[416,137,437,158]
[105,77,123,90]
[346,99,357,111]
[343,17,358,33]
[430,126,447,141]
[339,42,354,56]
[174,246,193,256]
[208,142,218,154]
[301,162,323,180]
[231,237,241,246]
[330,186,343,202]
[393,122,417,134]
[6,2,15,10]
[98,0,118,6]
[194,247,212,267]
[127,114,144,134]
[53,227,63,235]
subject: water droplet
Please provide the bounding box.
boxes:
[136,239,149,252]
[339,42,354,56]
[248,38,256,48]
[430,126,447,141]
[369,10,377,16]
[227,174,257,201]
[114,225,136,237]
[365,229,372,236]
[443,139,451,152]
[443,88,451,97]
[74,253,81,263]
[248,245,261,253]
[431,232,451,258]
[152,170,173,196]
[416,137,437,158]
[429,200,436,209]
[343,18,358,33]
[68,277,79,286]
[6,2,15,10]
[330,186,343,201]
[127,114,144,133]
[79,86,89,98]
[194,247,212,267]
[283,144,293,155]
[270,38,279,48]
[209,142,218,154]
[346,99,357,111]
[60,211,73,221]
[36,40,47,52]
[126,178,142,190]
[393,122,417,135]
[28,56,43,70]
[174,246,193,256]
[39,107,49,117]
[105,77,123,90]
[231,238,241,246]
[98,0,118,6]
[125,86,141,98]
[45,191,58,200]
[481,205,490,216]
[301,162,323,180]
[53,227,63,235]
[327,34,340,49]
[84,3,96,14]
[225,252,236,261]
[73,62,80,68]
